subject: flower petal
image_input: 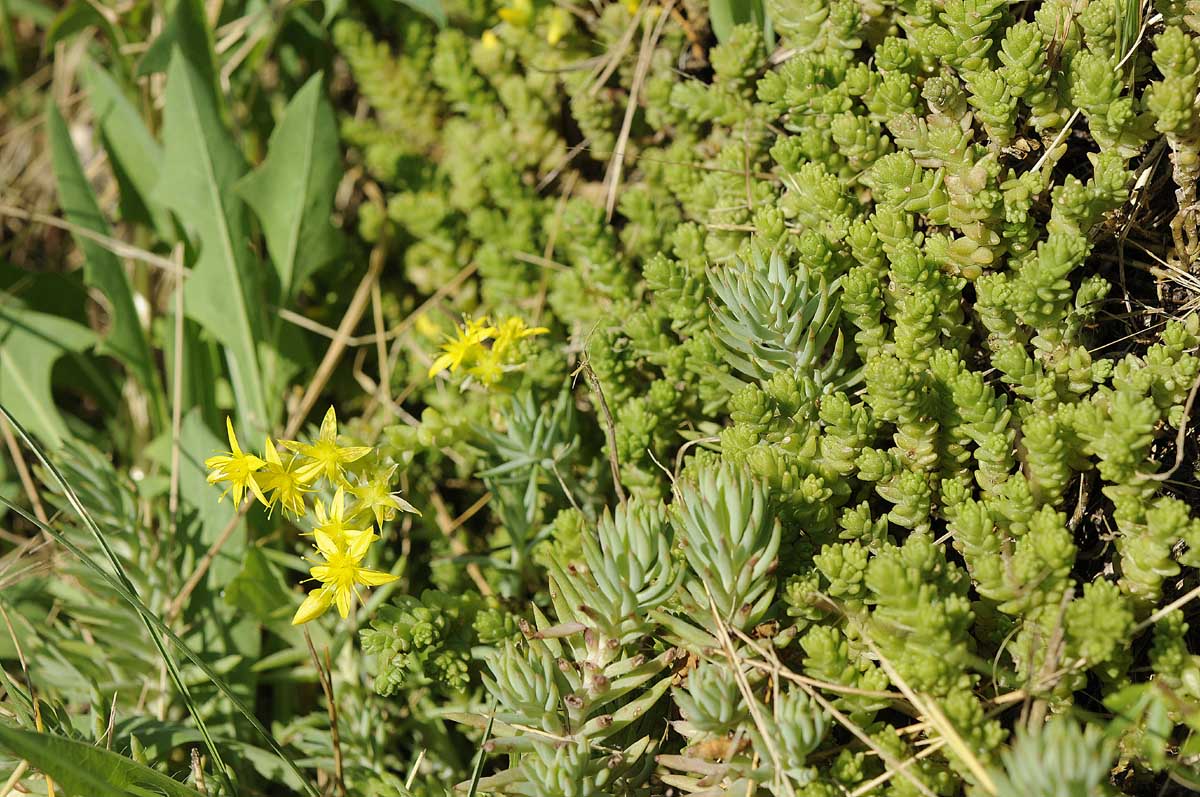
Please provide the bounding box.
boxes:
[313,530,340,558]
[334,586,352,618]
[263,438,281,466]
[338,446,372,463]
[319,406,338,442]
[355,568,399,587]
[292,587,332,625]
[346,529,375,560]
[393,495,421,515]
[204,454,232,470]
[226,417,241,455]
[428,352,455,377]
[247,472,270,507]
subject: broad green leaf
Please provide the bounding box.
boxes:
[154,0,271,435]
[0,304,95,447]
[0,724,205,797]
[224,546,293,622]
[82,60,175,239]
[45,0,122,56]
[236,72,344,300]
[392,0,446,27]
[46,98,162,421]
[136,14,176,76]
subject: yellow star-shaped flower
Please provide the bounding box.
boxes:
[467,348,506,386]
[254,438,310,519]
[205,417,268,507]
[349,466,420,528]
[281,407,371,486]
[292,529,398,623]
[492,316,548,357]
[312,487,375,548]
[428,316,495,378]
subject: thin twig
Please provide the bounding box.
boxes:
[576,360,626,503]
[305,630,346,797]
[848,737,949,797]
[0,417,48,525]
[730,627,939,797]
[1136,366,1200,482]
[0,761,29,797]
[168,243,186,541]
[371,279,392,409]
[1133,581,1200,633]
[702,584,797,797]
[0,204,187,277]
[860,630,997,796]
[589,1,644,96]
[190,749,209,796]
[602,0,673,221]
[1030,108,1081,175]
[428,491,494,596]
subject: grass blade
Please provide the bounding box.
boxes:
[465,702,496,797]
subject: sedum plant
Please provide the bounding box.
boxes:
[10,0,1200,794]
[328,0,1200,791]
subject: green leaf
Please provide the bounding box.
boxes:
[46,98,162,420]
[236,72,343,300]
[708,0,765,43]
[5,0,55,27]
[225,546,294,622]
[0,724,206,797]
[391,0,445,27]
[0,304,95,447]
[154,0,271,435]
[45,0,122,56]
[81,60,174,239]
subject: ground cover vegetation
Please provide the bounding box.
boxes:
[2,0,1200,794]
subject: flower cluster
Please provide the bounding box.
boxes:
[427,315,548,386]
[204,407,418,624]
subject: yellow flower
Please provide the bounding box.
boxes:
[428,316,495,378]
[414,312,441,339]
[254,438,310,518]
[492,316,548,357]
[291,530,398,623]
[205,417,268,507]
[623,0,640,14]
[497,0,531,26]
[349,466,420,528]
[467,348,506,386]
[481,29,501,50]
[546,6,571,44]
[312,487,374,548]
[281,407,372,486]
